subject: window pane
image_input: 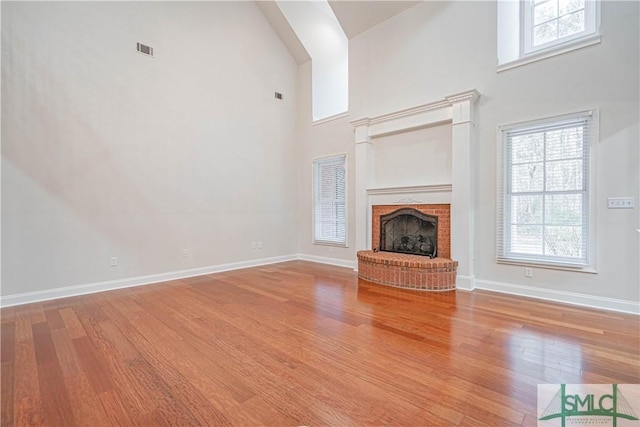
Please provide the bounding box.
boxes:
[511,225,543,254]
[512,195,543,224]
[558,10,585,38]
[545,194,583,225]
[511,134,544,163]
[546,159,583,191]
[546,127,584,160]
[512,162,544,192]
[544,225,583,257]
[534,21,558,46]
[559,0,584,15]
[534,1,559,25]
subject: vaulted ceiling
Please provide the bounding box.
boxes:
[256,0,421,64]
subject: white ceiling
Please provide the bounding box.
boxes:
[328,0,421,39]
[256,0,422,64]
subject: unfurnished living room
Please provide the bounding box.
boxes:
[1,1,639,426]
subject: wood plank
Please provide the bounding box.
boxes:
[12,339,45,426]
[31,322,76,426]
[1,321,15,427]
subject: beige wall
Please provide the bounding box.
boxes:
[1,2,299,297]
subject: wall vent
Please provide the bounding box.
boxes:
[136,42,153,57]
[274,92,283,100]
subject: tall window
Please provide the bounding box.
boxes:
[497,112,595,268]
[523,0,599,54]
[313,155,347,246]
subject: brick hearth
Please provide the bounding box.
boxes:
[357,251,457,291]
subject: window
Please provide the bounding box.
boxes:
[523,0,599,54]
[497,112,596,268]
[313,155,347,246]
[497,0,600,70]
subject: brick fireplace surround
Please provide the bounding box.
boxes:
[357,204,458,291]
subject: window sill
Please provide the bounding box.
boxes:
[497,34,601,73]
[313,241,348,248]
[497,259,597,274]
[312,111,349,126]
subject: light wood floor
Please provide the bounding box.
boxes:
[1,261,638,426]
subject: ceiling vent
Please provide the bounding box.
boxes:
[275,92,283,100]
[136,42,153,57]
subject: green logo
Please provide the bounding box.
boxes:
[539,384,639,427]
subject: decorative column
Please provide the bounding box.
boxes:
[446,91,479,290]
[352,119,373,254]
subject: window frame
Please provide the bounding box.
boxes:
[312,154,348,247]
[497,110,598,272]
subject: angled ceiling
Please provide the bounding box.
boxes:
[327,0,421,39]
[256,0,422,64]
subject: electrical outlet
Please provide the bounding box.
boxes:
[524,267,533,278]
[258,241,263,249]
[183,250,189,258]
[607,197,635,209]
[252,242,257,250]
[110,257,118,267]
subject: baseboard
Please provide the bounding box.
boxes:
[0,255,298,308]
[3,257,637,315]
[297,254,357,270]
[474,279,640,315]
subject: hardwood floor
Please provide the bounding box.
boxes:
[1,260,639,426]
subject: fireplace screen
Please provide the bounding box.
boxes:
[380,208,437,258]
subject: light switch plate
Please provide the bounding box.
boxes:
[607,197,634,209]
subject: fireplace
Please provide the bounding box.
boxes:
[372,204,451,259]
[379,208,437,258]
[357,203,457,291]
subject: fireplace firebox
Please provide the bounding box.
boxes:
[379,208,437,258]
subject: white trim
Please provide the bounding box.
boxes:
[297,254,357,270]
[0,255,298,308]
[475,279,640,315]
[497,34,601,73]
[367,184,452,196]
[312,111,349,126]
[350,90,479,139]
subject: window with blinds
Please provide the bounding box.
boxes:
[313,155,347,246]
[497,111,595,268]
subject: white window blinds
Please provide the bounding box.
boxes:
[313,155,347,246]
[497,112,593,267]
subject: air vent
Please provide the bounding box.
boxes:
[275,92,283,100]
[136,42,153,57]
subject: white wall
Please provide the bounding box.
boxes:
[296,61,356,266]
[1,2,299,298]
[373,125,451,188]
[301,0,639,306]
[277,0,348,121]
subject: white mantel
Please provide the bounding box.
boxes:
[351,89,479,290]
